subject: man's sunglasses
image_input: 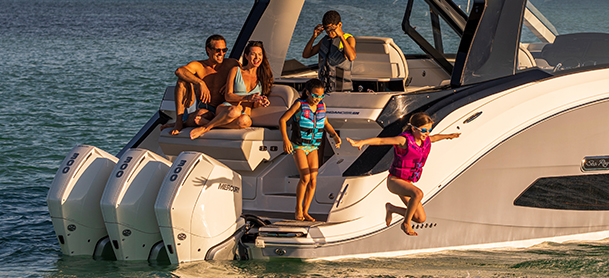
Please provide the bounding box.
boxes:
[414,126,432,134]
[210,47,228,54]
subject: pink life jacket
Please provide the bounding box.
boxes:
[388,131,431,182]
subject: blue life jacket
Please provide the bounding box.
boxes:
[291,99,326,146]
[318,34,353,93]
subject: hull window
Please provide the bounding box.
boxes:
[514,174,609,210]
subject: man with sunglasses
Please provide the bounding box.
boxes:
[302,10,356,94]
[167,34,239,136]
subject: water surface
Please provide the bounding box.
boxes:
[2,0,609,276]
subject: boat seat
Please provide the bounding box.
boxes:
[250,85,299,127]
[158,85,299,171]
[352,36,409,91]
[541,33,609,68]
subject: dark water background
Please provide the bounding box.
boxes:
[3,0,609,276]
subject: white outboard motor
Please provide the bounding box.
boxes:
[155,151,244,264]
[100,148,171,261]
[47,145,118,256]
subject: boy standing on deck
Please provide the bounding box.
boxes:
[302,10,357,93]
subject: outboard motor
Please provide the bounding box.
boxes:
[155,151,244,264]
[100,148,171,261]
[47,145,118,256]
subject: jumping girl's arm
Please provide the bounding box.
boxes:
[279,101,302,154]
[346,136,407,150]
[324,119,341,148]
[429,133,461,143]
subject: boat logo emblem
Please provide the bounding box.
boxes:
[67,224,76,231]
[177,233,187,240]
[218,183,240,193]
[581,156,609,171]
[122,229,132,237]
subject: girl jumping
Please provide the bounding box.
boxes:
[347,112,459,235]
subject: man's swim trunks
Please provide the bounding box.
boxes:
[182,100,217,122]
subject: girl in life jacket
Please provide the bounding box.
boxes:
[279,79,341,221]
[347,112,460,236]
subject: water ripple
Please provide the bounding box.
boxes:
[3,0,609,277]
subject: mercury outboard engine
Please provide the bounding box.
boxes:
[47,145,118,256]
[154,151,244,264]
[100,148,171,261]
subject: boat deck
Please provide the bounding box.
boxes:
[243,210,329,223]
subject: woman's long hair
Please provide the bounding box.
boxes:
[242,41,274,96]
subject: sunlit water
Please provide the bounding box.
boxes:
[2,0,609,276]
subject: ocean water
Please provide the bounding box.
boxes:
[3,0,609,277]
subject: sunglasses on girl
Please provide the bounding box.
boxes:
[309,92,326,99]
[414,126,432,134]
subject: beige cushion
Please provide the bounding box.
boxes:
[159,127,284,171]
[251,85,299,127]
[157,85,297,171]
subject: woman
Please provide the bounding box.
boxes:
[347,112,460,236]
[189,41,274,139]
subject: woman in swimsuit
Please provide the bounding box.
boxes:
[189,41,273,139]
[279,78,341,221]
[347,112,460,236]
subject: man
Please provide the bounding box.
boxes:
[302,10,356,93]
[168,34,239,138]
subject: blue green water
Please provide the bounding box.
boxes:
[3,0,609,276]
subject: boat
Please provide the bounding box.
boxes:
[47,0,609,264]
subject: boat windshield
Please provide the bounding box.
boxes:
[518,0,609,74]
[452,0,609,86]
[395,0,609,86]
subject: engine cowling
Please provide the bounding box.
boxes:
[154,151,243,264]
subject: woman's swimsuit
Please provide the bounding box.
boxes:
[221,67,262,115]
[291,99,326,155]
[388,131,431,183]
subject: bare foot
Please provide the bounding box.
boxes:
[295,210,305,221]
[303,213,316,222]
[160,123,174,131]
[385,203,394,226]
[169,121,183,135]
[401,221,418,236]
[190,126,210,139]
[194,115,205,126]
